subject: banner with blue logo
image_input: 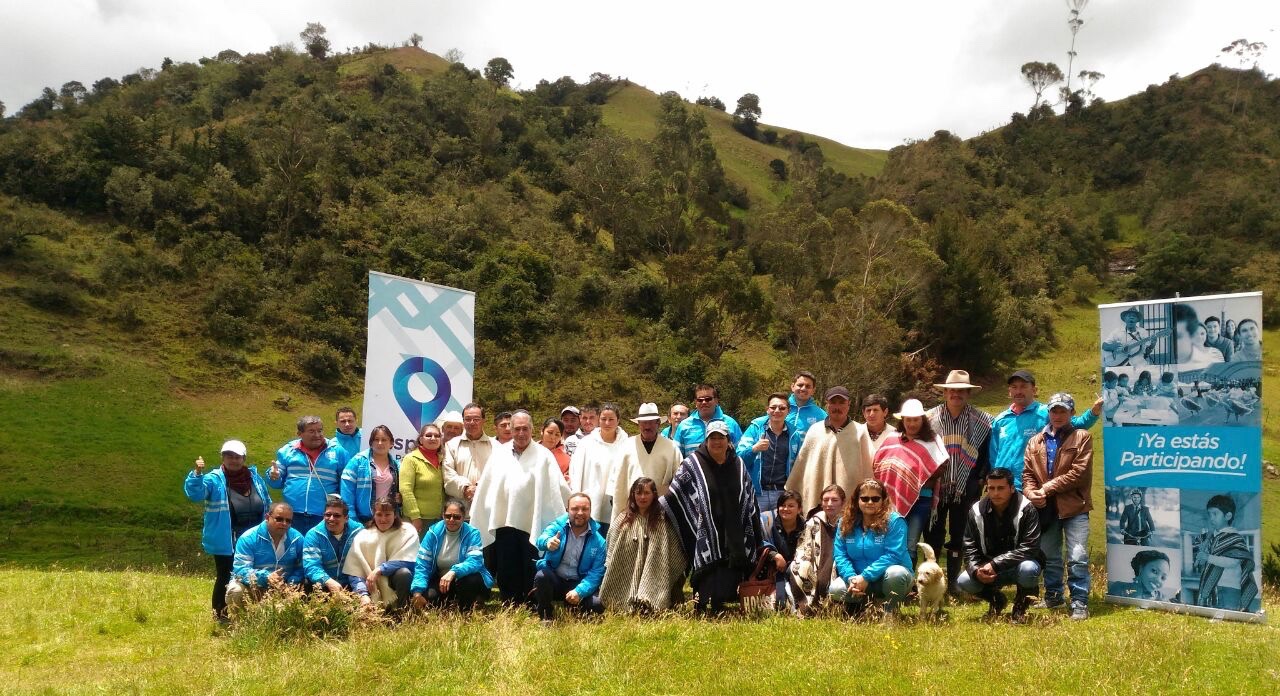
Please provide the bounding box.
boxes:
[1099,292,1264,622]
[360,272,474,458]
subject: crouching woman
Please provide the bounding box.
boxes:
[832,479,913,620]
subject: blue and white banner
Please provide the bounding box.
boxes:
[360,271,474,458]
[1099,292,1265,622]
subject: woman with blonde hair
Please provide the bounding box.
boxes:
[832,479,913,620]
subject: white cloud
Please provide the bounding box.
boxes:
[1,0,1277,148]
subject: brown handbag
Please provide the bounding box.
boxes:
[737,550,776,600]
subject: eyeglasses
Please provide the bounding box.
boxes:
[322,512,345,519]
[858,496,882,503]
[422,433,441,438]
[695,396,716,403]
[442,513,463,520]
[272,516,294,523]
[766,405,789,411]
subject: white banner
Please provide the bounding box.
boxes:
[360,271,475,458]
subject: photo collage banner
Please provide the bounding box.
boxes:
[360,271,475,458]
[1099,292,1265,622]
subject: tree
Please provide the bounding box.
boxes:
[444,47,465,64]
[733,93,761,138]
[214,49,243,64]
[299,22,330,59]
[484,57,514,87]
[0,100,5,119]
[409,32,423,48]
[695,96,726,111]
[1020,61,1063,110]
[1063,0,1088,94]
[1076,70,1104,102]
[58,81,87,110]
[1219,38,1268,117]
[161,57,174,71]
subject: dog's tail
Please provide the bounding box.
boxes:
[917,542,937,563]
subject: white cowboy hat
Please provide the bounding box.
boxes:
[630,402,667,424]
[933,369,981,391]
[893,399,928,419]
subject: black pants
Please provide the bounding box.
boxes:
[533,569,603,620]
[212,554,233,618]
[425,571,489,611]
[927,497,973,564]
[694,566,742,615]
[484,527,537,605]
[386,567,413,612]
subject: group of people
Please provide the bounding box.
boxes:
[1103,304,1262,369]
[185,368,1107,625]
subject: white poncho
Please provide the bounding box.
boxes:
[469,442,571,546]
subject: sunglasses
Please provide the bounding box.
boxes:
[272,516,294,523]
[322,512,345,519]
[443,513,464,520]
[858,496,883,503]
[766,405,789,411]
[695,396,716,403]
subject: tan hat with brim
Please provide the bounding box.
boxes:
[933,369,981,391]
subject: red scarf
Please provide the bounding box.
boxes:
[418,446,441,469]
[223,466,253,496]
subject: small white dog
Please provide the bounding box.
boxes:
[916,542,947,621]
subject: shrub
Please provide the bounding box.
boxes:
[1264,542,1280,591]
[19,285,86,315]
[230,583,387,644]
[299,343,345,388]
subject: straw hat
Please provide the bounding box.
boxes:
[933,370,981,391]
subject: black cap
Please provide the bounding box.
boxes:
[823,386,851,402]
[1007,370,1036,385]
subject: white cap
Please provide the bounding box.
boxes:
[220,440,247,456]
[436,410,463,426]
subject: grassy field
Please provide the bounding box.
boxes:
[601,83,887,206]
[2,569,1275,695]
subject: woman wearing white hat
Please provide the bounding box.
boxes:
[871,400,948,564]
[184,439,272,623]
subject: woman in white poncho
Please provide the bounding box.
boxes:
[568,402,631,535]
[342,497,419,612]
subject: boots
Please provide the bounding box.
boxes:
[981,587,1007,618]
[1011,587,1036,623]
[946,551,964,600]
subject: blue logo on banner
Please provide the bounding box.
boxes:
[1104,426,1261,492]
[392,357,452,434]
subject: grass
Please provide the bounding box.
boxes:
[2,568,1275,695]
[601,83,887,206]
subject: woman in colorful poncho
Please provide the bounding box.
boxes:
[872,399,948,565]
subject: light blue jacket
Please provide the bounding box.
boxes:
[735,415,802,495]
[184,467,272,556]
[536,515,607,598]
[335,428,362,459]
[410,521,494,594]
[269,438,350,518]
[787,394,826,442]
[340,449,400,522]
[301,518,363,586]
[833,511,913,583]
[232,520,305,587]
[989,403,1098,489]
[672,406,743,457]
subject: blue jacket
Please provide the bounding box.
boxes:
[787,394,826,442]
[269,438,350,518]
[301,518,363,586]
[410,521,494,594]
[232,520,305,587]
[672,406,743,457]
[335,428,363,459]
[536,515,607,598]
[340,449,400,522]
[736,415,802,495]
[184,467,272,556]
[989,403,1098,489]
[833,512,913,583]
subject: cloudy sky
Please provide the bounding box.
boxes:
[2,0,1277,149]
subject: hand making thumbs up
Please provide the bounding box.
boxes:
[194,456,205,475]
[547,531,562,552]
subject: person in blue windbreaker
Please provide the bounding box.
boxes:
[737,391,804,513]
[672,384,743,457]
[302,496,362,595]
[341,425,401,524]
[184,439,272,623]
[334,406,362,459]
[410,499,493,612]
[269,415,350,533]
[989,370,1101,489]
[833,478,914,620]
[533,493,607,624]
[787,371,827,440]
[227,502,304,609]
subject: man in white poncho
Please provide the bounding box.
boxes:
[568,402,631,535]
[611,402,681,504]
[469,410,571,605]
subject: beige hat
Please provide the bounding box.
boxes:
[933,369,981,391]
[436,410,463,426]
[893,399,928,419]
[630,402,667,424]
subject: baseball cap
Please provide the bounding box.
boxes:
[560,405,581,416]
[220,440,247,456]
[705,421,731,437]
[823,386,851,402]
[1007,370,1036,385]
[1047,392,1075,411]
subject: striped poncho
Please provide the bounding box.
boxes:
[871,433,948,516]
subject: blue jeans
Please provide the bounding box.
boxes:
[843,565,913,612]
[293,513,323,534]
[955,560,1042,595]
[905,495,932,564]
[756,489,783,516]
[1040,513,1090,606]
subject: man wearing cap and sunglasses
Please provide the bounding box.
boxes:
[672,384,743,458]
[185,439,273,623]
[785,386,875,518]
[988,370,1100,490]
[925,369,994,594]
[612,402,683,503]
[1023,392,1095,620]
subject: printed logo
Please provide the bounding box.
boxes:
[392,356,452,435]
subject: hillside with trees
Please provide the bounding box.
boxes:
[1,28,1277,421]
